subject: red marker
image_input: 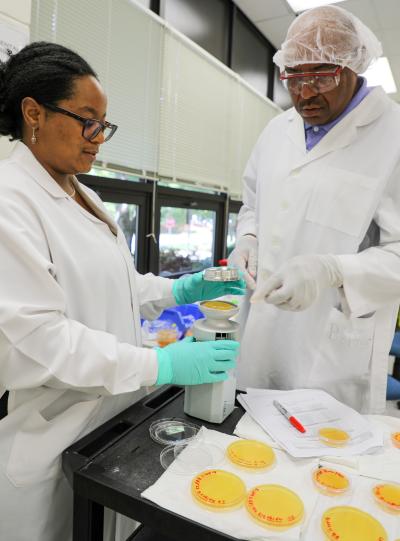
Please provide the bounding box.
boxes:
[273,400,306,433]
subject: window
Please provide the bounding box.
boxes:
[103,202,138,261]
[226,211,238,257]
[159,206,216,276]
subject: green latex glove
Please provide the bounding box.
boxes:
[156,337,238,385]
[172,270,246,305]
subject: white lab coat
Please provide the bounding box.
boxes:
[0,142,176,541]
[237,87,400,414]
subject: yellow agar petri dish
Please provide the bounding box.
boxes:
[201,300,235,310]
[312,467,350,495]
[191,469,246,511]
[373,483,400,514]
[321,506,387,541]
[391,432,400,449]
[246,484,304,529]
[227,439,276,470]
[318,427,351,447]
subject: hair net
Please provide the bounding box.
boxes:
[273,5,382,74]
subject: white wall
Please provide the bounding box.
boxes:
[0,0,31,159]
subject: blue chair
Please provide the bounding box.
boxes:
[388,331,400,400]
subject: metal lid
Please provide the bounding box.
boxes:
[203,267,239,282]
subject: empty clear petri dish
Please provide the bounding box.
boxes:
[321,506,388,541]
[149,418,200,446]
[160,442,224,475]
[312,467,350,495]
[373,483,400,514]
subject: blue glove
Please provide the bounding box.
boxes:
[172,271,246,305]
[156,337,238,385]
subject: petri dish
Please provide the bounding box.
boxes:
[318,427,351,447]
[312,467,350,495]
[227,439,276,470]
[391,432,400,449]
[321,506,387,541]
[373,483,400,514]
[246,484,304,529]
[160,442,224,475]
[149,418,200,446]
[203,267,239,282]
[191,469,246,511]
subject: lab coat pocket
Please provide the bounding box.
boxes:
[6,396,102,487]
[306,169,379,237]
[311,307,375,410]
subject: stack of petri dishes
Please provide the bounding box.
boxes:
[226,439,276,471]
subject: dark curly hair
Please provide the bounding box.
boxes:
[0,41,97,140]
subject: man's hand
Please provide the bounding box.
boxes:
[251,254,343,311]
[228,235,258,290]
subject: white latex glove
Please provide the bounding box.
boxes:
[251,254,343,311]
[228,234,258,290]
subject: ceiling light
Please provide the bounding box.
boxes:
[286,0,345,14]
[362,57,397,94]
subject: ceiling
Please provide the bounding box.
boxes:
[233,0,400,103]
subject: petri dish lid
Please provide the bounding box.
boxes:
[191,469,246,510]
[312,467,350,495]
[318,427,351,447]
[391,431,400,448]
[321,506,387,541]
[373,483,400,513]
[246,484,304,529]
[203,267,239,282]
[160,442,224,475]
[227,439,276,470]
[149,418,200,445]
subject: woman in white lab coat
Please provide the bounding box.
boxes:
[230,6,400,414]
[0,42,244,541]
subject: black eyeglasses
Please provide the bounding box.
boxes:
[42,103,118,142]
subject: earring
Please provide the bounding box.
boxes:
[31,128,37,145]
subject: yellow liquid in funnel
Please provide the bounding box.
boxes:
[373,483,400,513]
[191,469,246,510]
[227,439,275,470]
[246,484,304,529]
[321,506,387,541]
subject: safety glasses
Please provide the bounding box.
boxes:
[43,103,118,142]
[280,66,343,95]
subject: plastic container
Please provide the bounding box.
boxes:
[191,469,246,511]
[318,427,351,447]
[372,483,400,514]
[160,441,224,475]
[312,467,350,495]
[227,439,276,471]
[321,506,388,541]
[246,484,304,529]
[149,418,200,446]
[203,267,239,282]
[391,431,400,449]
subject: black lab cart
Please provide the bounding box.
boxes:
[62,385,245,541]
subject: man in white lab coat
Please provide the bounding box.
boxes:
[0,42,244,541]
[230,5,400,413]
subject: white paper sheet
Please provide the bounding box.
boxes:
[238,389,384,458]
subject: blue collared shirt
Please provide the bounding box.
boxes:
[304,77,372,151]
